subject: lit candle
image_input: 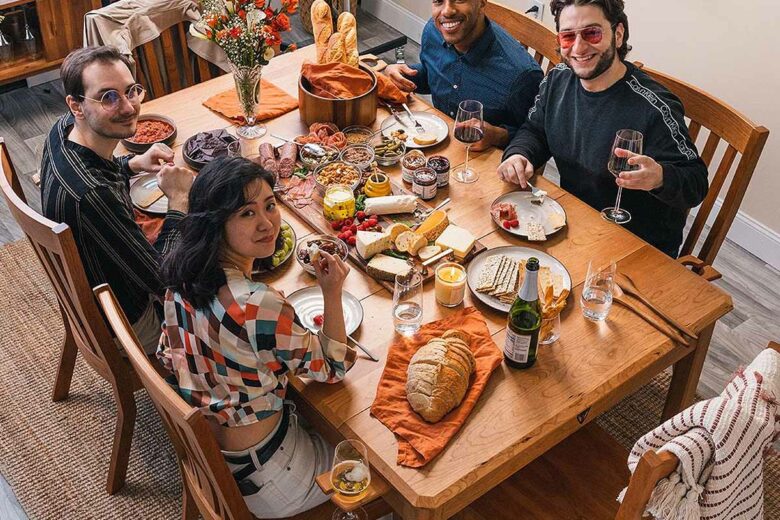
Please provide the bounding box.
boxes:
[435,262,467,307]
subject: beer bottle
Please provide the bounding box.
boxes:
[503,258,541,369]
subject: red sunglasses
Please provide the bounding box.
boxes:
[557,25,614,49]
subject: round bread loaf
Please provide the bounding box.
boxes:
[406,330,476,423]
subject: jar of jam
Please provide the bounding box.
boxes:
[323,184,356,221]
[412,167,438,201]
[401,150,426,184]
[427,155,451,188]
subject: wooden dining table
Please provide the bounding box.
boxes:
[120,45,733,520]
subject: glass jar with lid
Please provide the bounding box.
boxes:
[323,184,356,222]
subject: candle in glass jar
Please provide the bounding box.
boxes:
[435,262,467,307]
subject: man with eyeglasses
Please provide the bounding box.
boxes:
[384,0,543,151]
[498,0,708,258]
[41,46,193,353]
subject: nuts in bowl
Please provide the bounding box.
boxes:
[371,134,406,166]
[299,144,339,170]
[339,143,375,171]
[315,161,362,195]
[342,126,375,145]
[295,235,349,275]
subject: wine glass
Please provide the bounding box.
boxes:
[331,439,371,520]
[602,129,643,224]
[452,100,484,184]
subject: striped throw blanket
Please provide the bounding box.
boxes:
[619,348,780,519]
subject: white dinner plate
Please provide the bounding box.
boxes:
[287,286,364,335]
[466,246,572,314]
[129,172,168,215]
[379,111,449,149]
[491,191,567,238]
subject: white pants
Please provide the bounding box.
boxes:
[223,408,333,519]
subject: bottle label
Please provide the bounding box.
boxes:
[504,328,531,363]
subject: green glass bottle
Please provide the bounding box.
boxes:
[503,257,541,369]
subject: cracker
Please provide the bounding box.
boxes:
[526,221,547,241]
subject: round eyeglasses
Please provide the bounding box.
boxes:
[79,84,146,111]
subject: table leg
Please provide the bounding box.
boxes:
[662,321,716,420]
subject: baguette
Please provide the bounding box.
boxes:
[325,32,347,64]
[311,0,333,64]
[337,12,359,66]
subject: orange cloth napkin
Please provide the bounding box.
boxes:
[133,208,164,244]
[203,79,299,124]
[301,62,409,104]
[370,307,504,467]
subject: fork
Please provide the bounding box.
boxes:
[402,103,426,134]
[381,101,409,129]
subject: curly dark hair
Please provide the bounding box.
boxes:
[160,156,276,310]
[550,0,631,60]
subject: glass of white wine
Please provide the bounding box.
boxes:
[331,440,371,520]
[602,129,643,224]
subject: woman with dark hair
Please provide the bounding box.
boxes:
[158,156,355,518]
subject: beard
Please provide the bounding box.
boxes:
[83,107,138,140]
[566,33,618,81]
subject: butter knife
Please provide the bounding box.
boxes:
[401,103,426,134]
[382,102,409,129]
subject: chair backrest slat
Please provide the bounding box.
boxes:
[636,64,769,267]
[94,285,254,520]
[688,120,702,143]
[160,28,182,94]
[485,2,561,74]
[177,23,195,87]
[141,40,166,99]
[0,141,129,384]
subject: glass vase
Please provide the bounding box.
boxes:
[230,63,266,139]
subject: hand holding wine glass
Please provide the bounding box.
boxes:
[452,100,484,184]
[602,129,643,224]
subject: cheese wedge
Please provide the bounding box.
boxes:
[418,245,442,261]
[367,254,413,281]
[415,209,449,241]
[356,230,393,260]
[395,231,427,256]
[435,224,475,260]
[364,195,417,216]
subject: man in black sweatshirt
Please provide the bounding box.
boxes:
[498,0,708,257]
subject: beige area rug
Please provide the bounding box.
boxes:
[0,239,777,519]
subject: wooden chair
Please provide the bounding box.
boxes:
[131,20,223,100]
[94,283,392,520]
[485,1,561,73]
[635,64,770,281]
[462,341,780,519]
[0,138,143,495]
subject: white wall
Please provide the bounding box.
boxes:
[369,0,780,268]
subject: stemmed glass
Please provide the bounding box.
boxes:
[452,100,484,184]
[331,439,371,520]
[602,129,643,224]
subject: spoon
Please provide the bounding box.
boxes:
[271,134,326,157]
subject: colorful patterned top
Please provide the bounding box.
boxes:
[158,268,356,427]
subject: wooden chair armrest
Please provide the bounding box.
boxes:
[316,469,390,513]
[677,255,722,281]
[768,341,780,354]
[616,450,679,520]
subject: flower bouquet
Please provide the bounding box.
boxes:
[192,0,298,138]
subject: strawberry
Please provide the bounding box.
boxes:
[502,221,512,230]
[347,235,357,246]
[313,314,324,326]
[510,219,520,228]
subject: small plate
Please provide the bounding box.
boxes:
[380,112,449,149]
[252,220,297,274]
[467,246,572,314]
[287,287,364,335]
[129,172,168,214]
[121,114,177,154]
[491,191,567,238]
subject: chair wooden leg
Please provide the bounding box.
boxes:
[182,480,199,520]
[52,313,78,402]
[106,387,137,494]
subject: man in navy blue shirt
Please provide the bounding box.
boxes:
[385,0,543,151]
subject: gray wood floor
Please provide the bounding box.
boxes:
[1,8,778,519]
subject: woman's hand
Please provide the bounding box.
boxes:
[313,251,349,295]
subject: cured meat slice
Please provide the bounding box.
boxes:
[278,142,298,178]
[258,142,278,174]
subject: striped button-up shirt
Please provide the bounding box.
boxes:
[40,113,184,323]
[410,17,543,141]
[158,268,356,427]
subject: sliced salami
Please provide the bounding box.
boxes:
[278,142,298,178]
[258,142,278,174]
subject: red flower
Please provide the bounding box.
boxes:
[272,13,290,32]
[206,15,219,29]
[238,9,246,19]
[264,8,274,19]
[229,26,242,38]
[205,29,214,39]
[283,0,298,14]
[254,0,266,8]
